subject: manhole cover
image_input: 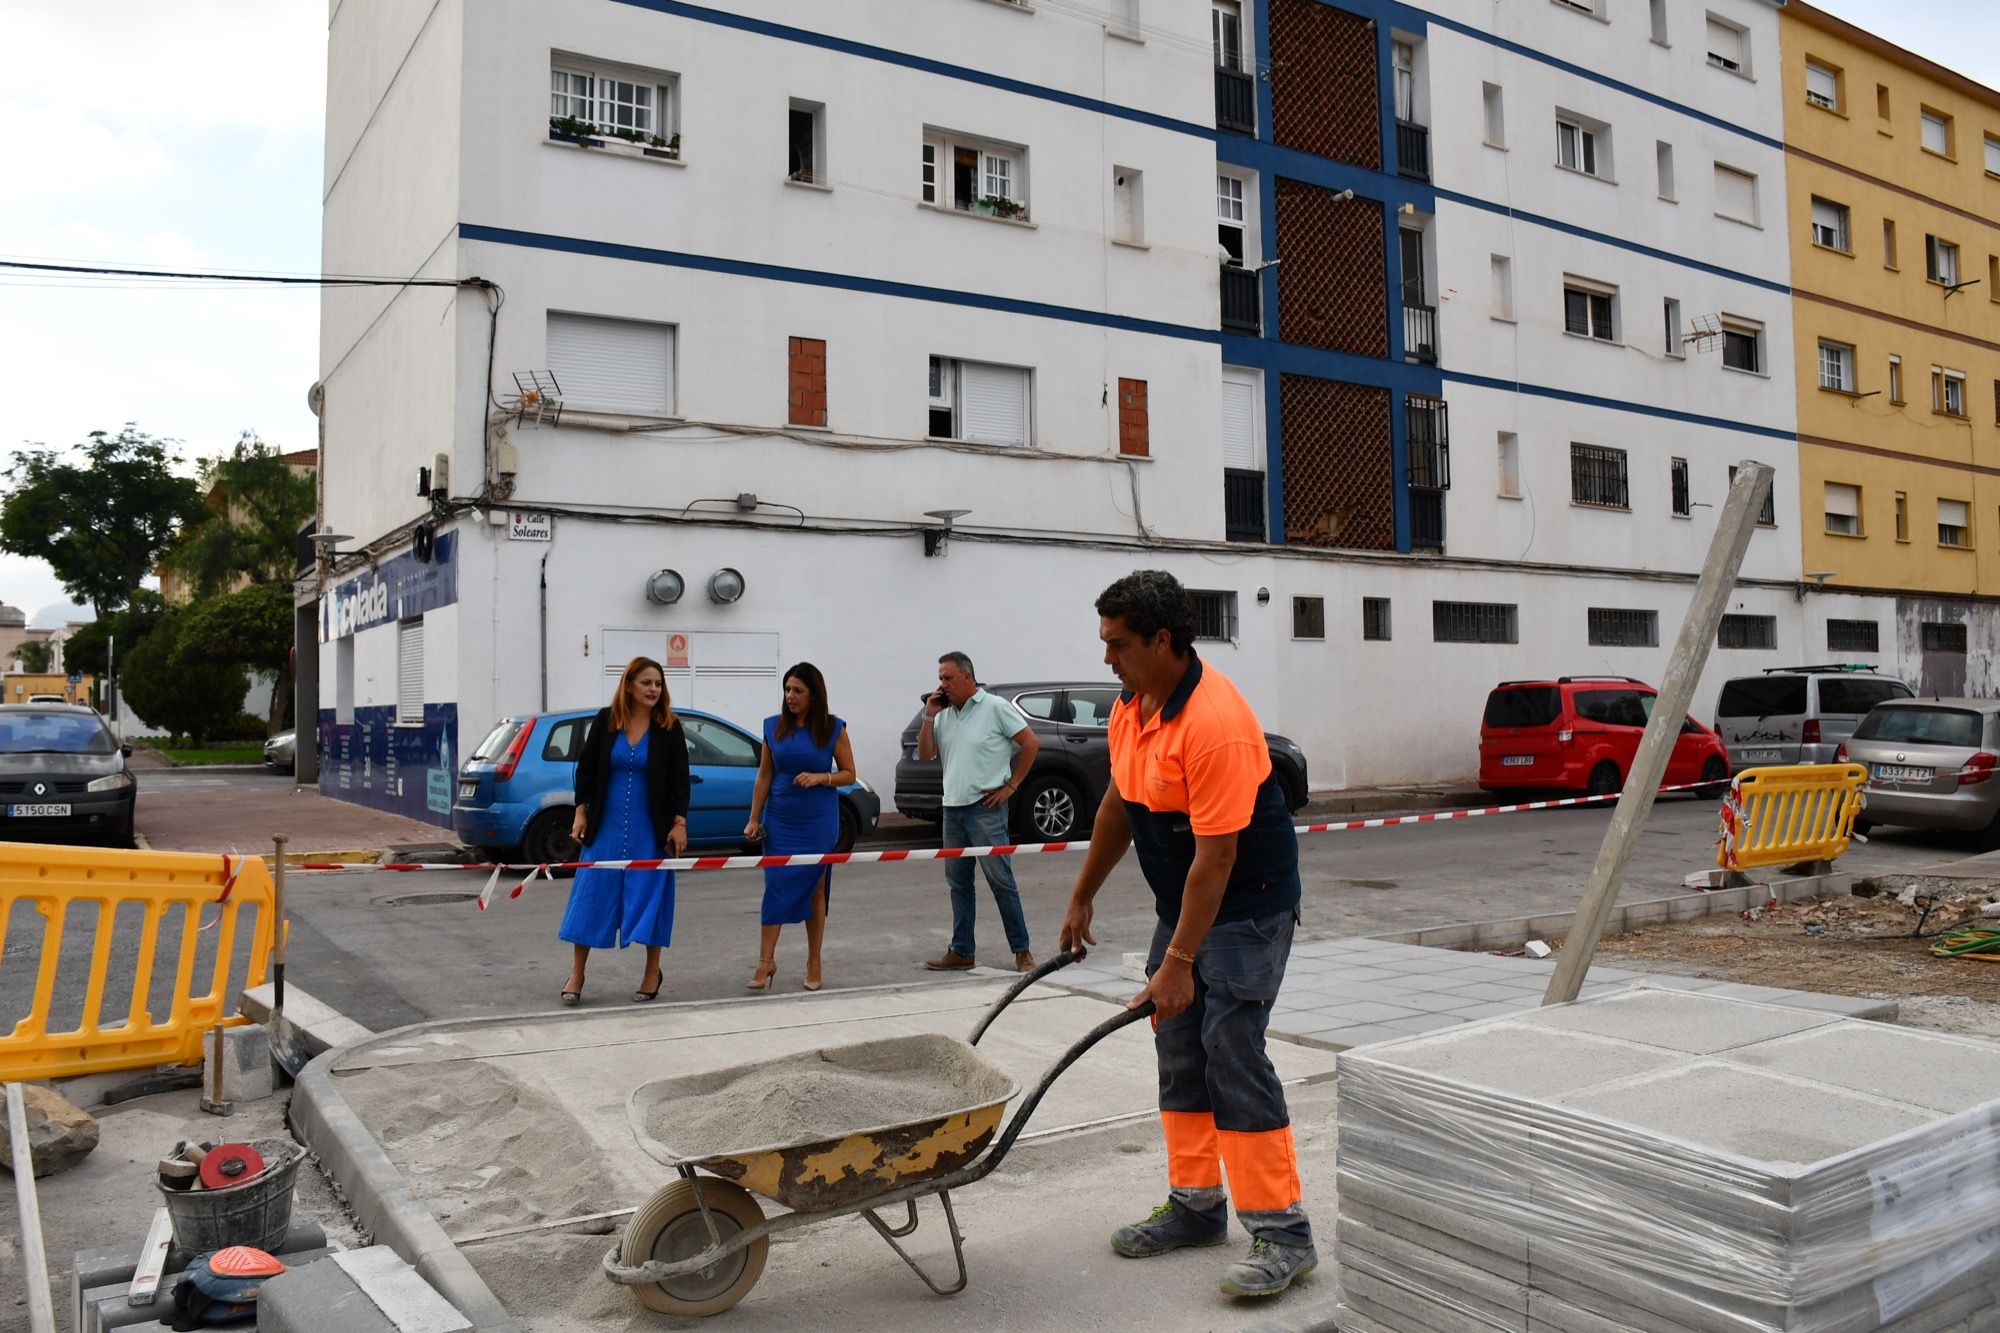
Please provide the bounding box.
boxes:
[378,891,482,907]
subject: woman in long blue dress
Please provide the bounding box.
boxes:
[559,657,690,1005]
[744,662,856,992]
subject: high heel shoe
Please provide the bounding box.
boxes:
[560,986,582,1006]
[633,968,662,1003]
[803,961,822,992]
[746,957,778,991]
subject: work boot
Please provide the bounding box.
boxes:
[1219,1236,1318,1297]
[1015,950,1036,972]
[1111,1200,1228,1258]
[924,950,976,971]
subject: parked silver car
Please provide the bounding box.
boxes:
[1842,698,2000,843]
[263,730,297,773]
[1715,664,1912,771]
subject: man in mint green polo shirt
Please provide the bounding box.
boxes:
[916,651,1041,971]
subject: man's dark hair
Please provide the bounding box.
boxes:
[938,650,976,679]
[1095,571,1196,655]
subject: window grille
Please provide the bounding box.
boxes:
[1292,596,1325,640]
[1433,601,1516,644]
[1717,614,1776,650]
[1587,608,1659,647]
[1670,457,1691,516]
[1826,619,1878,653]
[1362,598,1392,641]
[1922,622,1968,653]
[1192,590,1238,641]
[1571,443,1629,508]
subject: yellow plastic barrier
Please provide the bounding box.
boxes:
[0,844,275,1083]
[1716,763,1869,873]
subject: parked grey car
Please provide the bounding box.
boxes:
[0,704,137,846]
[1843,698,2000,843]
[263,730,296,773]
[1714,664,1912,771]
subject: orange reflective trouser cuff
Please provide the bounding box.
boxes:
[1161,1110,1223,1190]
[1217,1126,1302,1212]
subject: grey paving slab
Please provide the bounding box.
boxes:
[1517,987,1843,1055]
[1364,1022,1683,1099]
[1317,999,1430,1024]
[1435,980,1551,1002]
[1378,1014,1470,1036]
[1723,1022,2000,1114]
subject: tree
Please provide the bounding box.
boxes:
[120,611,246,747]
[63,591,163,679]
[0,427,205,617]
[15,640,50,673]
[175,583,294,734]
[167,434,315,598]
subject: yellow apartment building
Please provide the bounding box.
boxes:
[1781,2,2000,691]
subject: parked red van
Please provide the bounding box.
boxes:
[1478,677,1731,797]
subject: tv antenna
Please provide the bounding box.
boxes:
[508,370,564,428]
[1684,314,1723,354]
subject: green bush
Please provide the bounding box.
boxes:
[214,712,270,742]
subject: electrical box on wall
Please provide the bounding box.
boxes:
[496,440,519,476]
[432,452,450,495]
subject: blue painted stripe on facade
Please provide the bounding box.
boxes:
[1440,368,1797,443]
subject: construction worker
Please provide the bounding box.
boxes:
[1059,569,1315,1298]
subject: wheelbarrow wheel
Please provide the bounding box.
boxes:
[621,1178,768,1316]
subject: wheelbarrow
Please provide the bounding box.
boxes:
[601,949,1151,1315]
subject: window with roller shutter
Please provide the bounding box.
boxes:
[927,357,1030,446]
[1714,164,1758,225]
[546,313,674,416]
[1221,369,1262,471]
[1705,15,1747,73]
[397,618,425,725]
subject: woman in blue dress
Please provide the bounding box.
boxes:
[744,662,855,992]
[559,657,690,1005]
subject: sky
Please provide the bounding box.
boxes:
[0,1,1992,626]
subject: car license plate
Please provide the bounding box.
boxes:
[1872,763,1931,783]
[1501,755,1534,767]
[8,803,70,817]
[1738,748,1782,763]
[458,781,477,799]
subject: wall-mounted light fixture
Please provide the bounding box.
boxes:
[647,569,685,605]
[923,509,971,558]
[707,568,746,604]
[1256,587,1271,605]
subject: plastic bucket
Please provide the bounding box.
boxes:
[156,1139,303,1255]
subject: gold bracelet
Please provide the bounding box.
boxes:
[1165,945,1196,965]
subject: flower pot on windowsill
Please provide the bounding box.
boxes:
[976,195,1028,222]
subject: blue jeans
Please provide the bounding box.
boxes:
[942,802,1031,956]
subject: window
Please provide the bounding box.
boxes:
[1497,432,1521,498]
[1292,596,1325,640]
[1113,166,1145,244]
[1649,0,1668,45]
[1728,464,1779,525]
[1818,340,1856,392]
[1718,614,1777,650]
[1564,280,1616,341]
[1889,355,1904,403]
[546,312,676,416]
[1819,678,1907,714]
[1482,83,1505,147]
[1656,141,1676,200]
[1883,218,1899,269]
[1551,0,1604,15]
[681,716,760,767]
[1363,597,1393,641]
[541,717,586,763]
[334,636,355,725]
[1926,235,1960,285]
[1570,442,1629,509]
[1721,318,1764,374]
[1490,255,1514,320]
[1810,197,1850,251]
[1433,601,1516,644]
[1921,108,1953,157]
[1894,491,1909,541]
[1705,14,1748,74]
[1987,134,2000,176]
[1392,40,1417,123]
[1823,481,1861,536]
[1217,172,1248,263]
[1933,366,1967,417]
[1588,608,1659,648]
[788,100,824,184]
[1938,498,1969,547]
[1805,60,1839,110]
[1012,691,1063,722]
[922,131,1027,218]
[1827,620,1879,653]
[1992,256,2000,303]
[1192,590,1238,641]
[1212,1,1243,71]
[929,357,1031,445]
[1671,457,1691,517]
[1556,116,1604,176]
[550,60,677,144]
[1876,84,1891,122]
[788,336,827,427]
[1068,688,1119,727]
[396,617,424,725]
[1220,367,1262,472]
[1923,622,1969,654]
[1714,164,1759,224]
[1664,297,1683,357]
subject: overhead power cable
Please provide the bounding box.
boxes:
[0,259,486,289]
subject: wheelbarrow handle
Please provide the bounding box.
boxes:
[967,1000,1156,1186]
[967,946,1090,1047]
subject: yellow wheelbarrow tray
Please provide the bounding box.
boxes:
[601,949,1153,1316]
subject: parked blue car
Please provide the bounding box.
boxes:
[452,708,881,863]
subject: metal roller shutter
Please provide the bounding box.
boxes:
[1221,372,1261,471]
[397,618,425,724]
[547,313,674,416]
[959,362,1030,445]
[1714,165,1758,223]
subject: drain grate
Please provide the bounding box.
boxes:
[379,891,483,907]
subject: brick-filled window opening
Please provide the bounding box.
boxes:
[1433,600,1517,644]
[1728,464,1778,525]
[1570,443,1629,509]
[1826,619,1879,653]
[1922,622,1968,654]
[1670,457,1691,517]
[1192,589,1239,642]
[1292,596,1325,640]
[1587,607,1659,648]
[788,337,827,427]
[1362,597,1392,641]
[1717,614,1776,650]
[1117,377,1149,457]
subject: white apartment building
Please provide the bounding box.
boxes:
[312,0,1886,829]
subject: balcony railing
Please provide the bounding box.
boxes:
[1402,302,1438,364]
[1409,489,1445,550]
[1406,395,1450,489]
[1396,119,1431,181]
[1224,468,1267,543]
[1221,264,1261,335]
[1215,66,1256,136]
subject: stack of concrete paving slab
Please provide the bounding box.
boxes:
[1334,989,2000,1333]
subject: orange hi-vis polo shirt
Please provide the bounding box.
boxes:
[1107,652,1301,925]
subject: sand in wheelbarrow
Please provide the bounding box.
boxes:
[649,1039,1011,1159]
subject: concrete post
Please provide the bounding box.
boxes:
[1544,461,1773,1006]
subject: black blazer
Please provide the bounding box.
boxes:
[572,708,692,849]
